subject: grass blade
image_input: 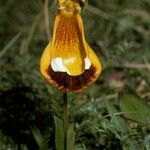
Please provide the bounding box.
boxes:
[0,32,22,58]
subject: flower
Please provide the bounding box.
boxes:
[40,0,102,92]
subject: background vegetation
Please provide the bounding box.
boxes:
[0,0,150,149]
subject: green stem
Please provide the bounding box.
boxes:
[63,93,68,150]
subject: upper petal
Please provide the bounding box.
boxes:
[50,11,88,76]
[40,7,102,92]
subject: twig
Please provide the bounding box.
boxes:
[134,26,150,37]
[109,63,150,69]
[143,57,150,72]
[121,9,150,20]
[101,111,150,120]
[44,0,51,40]
[85,4,113,20]
[96,94,118,102]
[63,93,68,150]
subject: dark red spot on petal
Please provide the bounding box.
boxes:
[46,65,97,92]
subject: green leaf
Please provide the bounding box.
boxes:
[119,94,150,127]
[31,127,48,150]
[105,100,128,133]
[67,125,75,150]
[54,116,64,150]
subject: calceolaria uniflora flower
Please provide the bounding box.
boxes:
[40,0,102,92]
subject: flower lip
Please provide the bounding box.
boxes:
[51,57,91,76]
[40,1,102,92]
[46,65,97,92]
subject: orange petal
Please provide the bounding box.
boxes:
[51,11,87,75]
[86,42,102,80]
[40,3,102,92]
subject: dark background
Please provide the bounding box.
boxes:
[0,0,150,149]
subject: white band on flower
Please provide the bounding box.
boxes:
[51,57,91,74]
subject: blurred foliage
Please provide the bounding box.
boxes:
[0,0,150,149]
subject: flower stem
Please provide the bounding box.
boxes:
[63,93,68,150]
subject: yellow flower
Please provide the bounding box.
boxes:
[40,0,102,92]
